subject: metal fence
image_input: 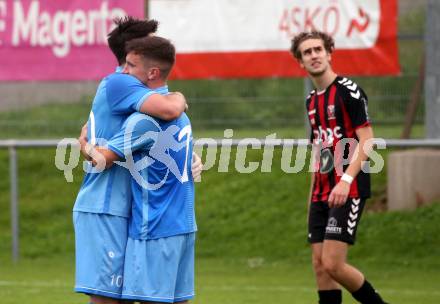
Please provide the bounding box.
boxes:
[2,138,440,262]
[0,72,426,138]
[0,35,426,137]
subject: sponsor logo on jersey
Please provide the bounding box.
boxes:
[326,217,342,234]
[319,148,334,174]
[327,105,336,120]
[313,126,343,145]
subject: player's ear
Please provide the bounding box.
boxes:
[153,67,162,80]
[147,67,159,80]
[122,63,129,74]
[298,58,305,69]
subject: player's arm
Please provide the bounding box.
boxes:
[328,126,373,207]
[89,147,120,169]
[89,139,201,175]
[78,137,120,169]
[78,123,92,161]
[306,111,316,209]
[107,74,186,121]
[328,85,372,207]
[343,126,374,180]
[77,124,120,168]
[307,143,317,219]
[307,173,315,222]
[329,129,373,209]
[191,152,203,182]
[102,113,158,171]
[139,92,187,121]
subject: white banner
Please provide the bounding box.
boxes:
[150,0,380,53]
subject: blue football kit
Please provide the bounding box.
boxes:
[107,89,196,302]
[74,68,158,217]
[73,68,160,299]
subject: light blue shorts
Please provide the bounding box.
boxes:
[73,211,128,299]
[122,233,196,303]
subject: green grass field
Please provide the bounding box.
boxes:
[0,7,436,303]
[1,256,440,304]
[0,146,439,303]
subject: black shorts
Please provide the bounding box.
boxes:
[308,198,366,245]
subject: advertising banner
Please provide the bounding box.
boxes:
[0,0,144,81]
[149,0,399,79]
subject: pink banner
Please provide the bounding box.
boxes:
[0,0,144,81]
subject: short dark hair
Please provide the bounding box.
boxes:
[290,31,335,60]
[107,16,159,65]
[125,36,176,80]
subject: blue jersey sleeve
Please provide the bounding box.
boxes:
[108,113,159,158]
[106,73,156,115]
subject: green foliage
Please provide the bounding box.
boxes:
[0,147,438,266]
[0,101,91,139]
[399,5,425,35]
[0,149,82,259]
[0,7,436,303]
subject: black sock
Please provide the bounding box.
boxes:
[318,289,342,304]
[352,280,387,304]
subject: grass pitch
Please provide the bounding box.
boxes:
[0,257,439,304]
[0,146,439,303]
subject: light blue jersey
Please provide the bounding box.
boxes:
[73,68,158,218]
[108,86,196,239]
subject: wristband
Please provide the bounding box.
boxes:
[341,173,354,185]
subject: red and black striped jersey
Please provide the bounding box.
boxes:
[306,76,371,202]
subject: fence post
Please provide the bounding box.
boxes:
[9,146,19,262]
[425,0,440,138]
[303,78,313,137]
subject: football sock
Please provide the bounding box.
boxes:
[318,289,342,304]
[352,279,387,304]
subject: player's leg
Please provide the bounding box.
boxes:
[73,211,128,303]
[173,233,196,304]
[321,240,364,291]
[312,242,341,290]
[321,240,387,303]
[308,202,342,304]
[89,295,121,304]
[311,242,342,304]
[321,198,387,304]
[122,235,182,303]
[122,233,195,304]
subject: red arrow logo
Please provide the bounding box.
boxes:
[347,7,370,37]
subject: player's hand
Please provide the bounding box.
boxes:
[79,123,88,142]
[78,123,92,161]
[328,181,350,208]
[170,91,188,111]
[191,152,203,182]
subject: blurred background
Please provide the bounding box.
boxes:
[0,0,428,139]
[0,1,439,304]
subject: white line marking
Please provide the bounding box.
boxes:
[0,280,69,287]
[0,281,439,296]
